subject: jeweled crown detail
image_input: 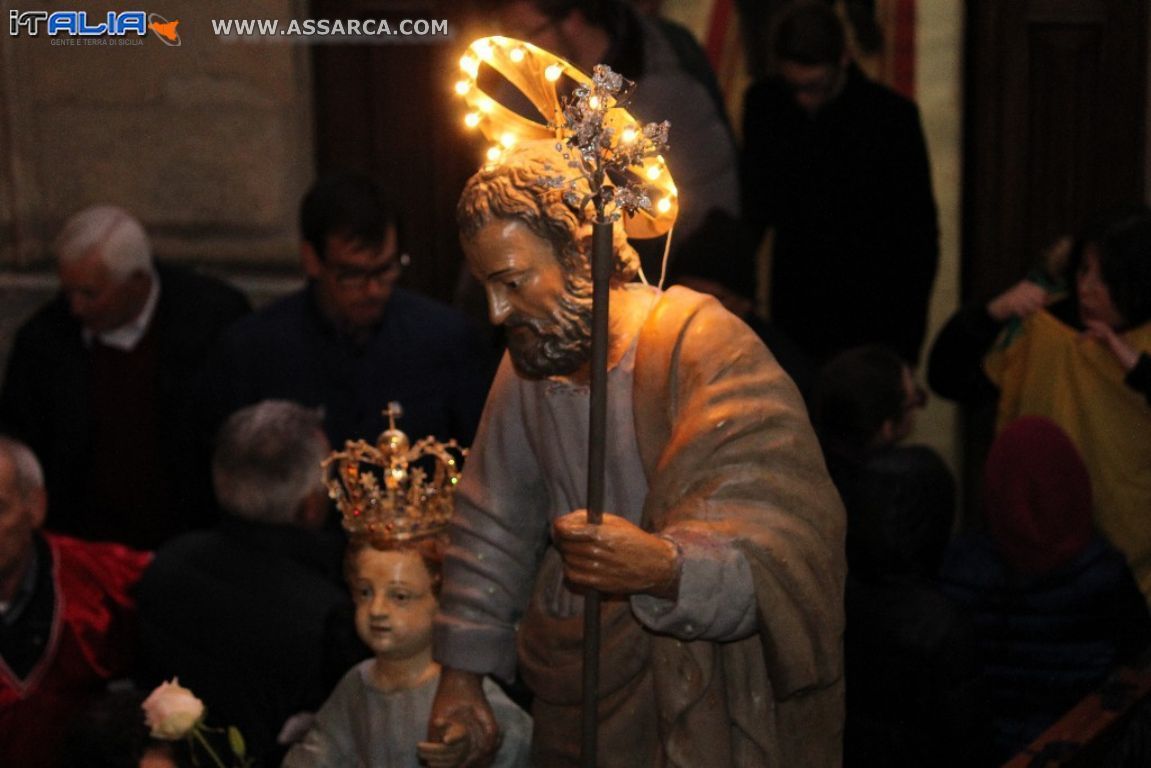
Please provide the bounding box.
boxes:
[323,403,465,544]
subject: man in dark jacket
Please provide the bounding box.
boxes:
[742,0,938,366]
[199,173,489,450]
[0,206,250,548]
[135,400,367,767]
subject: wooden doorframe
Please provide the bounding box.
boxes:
[962,0,1147,301]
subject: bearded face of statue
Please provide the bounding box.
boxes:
[463,218,593,379]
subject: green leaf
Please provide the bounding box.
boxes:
[227,726,247,760]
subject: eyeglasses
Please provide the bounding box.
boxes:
[330,253,410,289]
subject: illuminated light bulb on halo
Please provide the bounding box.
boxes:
[459,54,479,79]
[453,35,679,237]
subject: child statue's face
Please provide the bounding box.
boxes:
[350,548,437,661]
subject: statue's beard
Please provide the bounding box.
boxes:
[505,284,593,380]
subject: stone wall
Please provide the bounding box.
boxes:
[0,0,314,270]
[0,0,315,381]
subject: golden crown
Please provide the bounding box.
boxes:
[323,403,466,545]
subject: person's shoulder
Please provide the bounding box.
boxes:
[156,263,250,311]
[938,532,1004,592]
[857,580,976,660]
[632,10,680,71]
[12,293,76,345]
[48,531,150,563]
[390,287,466,319]
[866,443,950,477]
[650,15,706,64]
[220,287,308,341]
[646,284,754,341]
[310,660,374,727]
[651,283,719,314]
[46,532,152,592]
[346,658,374,689]
[388,288,477,338]
[641,14,718,91]
[846,67,921,120]
[135,531,217,592]
[1062,535,1142,590]
[743,77,790,108]
[148,527,219,562]
[637,286,781,384]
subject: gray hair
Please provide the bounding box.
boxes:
[54,205,152,281]
[212,401,329,525]
[0,436,45,498]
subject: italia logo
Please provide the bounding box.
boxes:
[8,10,181,45]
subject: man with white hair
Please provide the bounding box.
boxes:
[134,400,367,767]
[0,205,250,549]
[0,435,151,768]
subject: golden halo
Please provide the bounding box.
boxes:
[454,36,678,239]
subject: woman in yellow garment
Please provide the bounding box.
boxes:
[928,206,1151,596]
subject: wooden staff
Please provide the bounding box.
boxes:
[582,216,613,767]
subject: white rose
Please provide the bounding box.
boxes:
[141,678,205,739]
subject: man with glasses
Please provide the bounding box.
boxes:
[200,173,489,450]
[741,0,939,368]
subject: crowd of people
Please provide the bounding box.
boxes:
[2,1,1150,766]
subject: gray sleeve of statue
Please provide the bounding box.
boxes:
[484,678,534,768]
[629,526,757,641]
[434,357,550,683]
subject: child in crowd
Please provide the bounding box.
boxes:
[283,417,531,768]
[810,347,990,764]
[939,416,1151,762]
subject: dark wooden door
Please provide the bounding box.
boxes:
[960,0,1146,517]
[964,0,1146,297]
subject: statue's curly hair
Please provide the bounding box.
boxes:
[457,141,640,288]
